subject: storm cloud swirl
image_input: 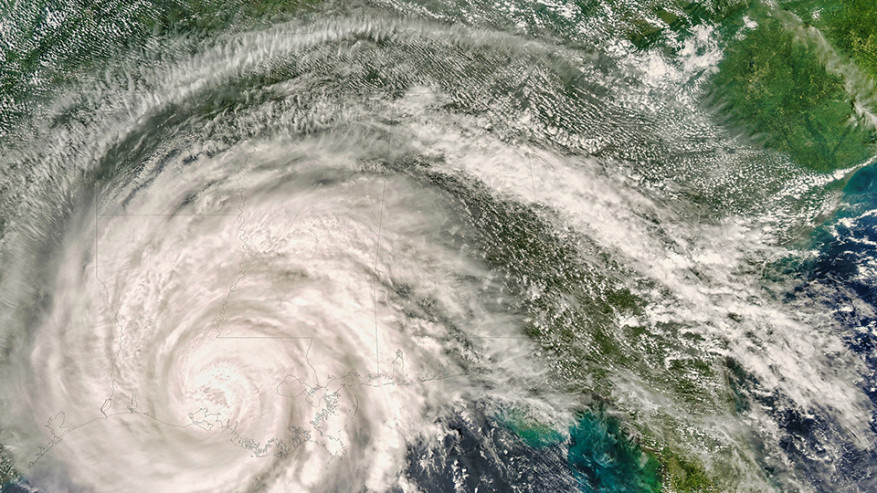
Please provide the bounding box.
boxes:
[1,2,876,492]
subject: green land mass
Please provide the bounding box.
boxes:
[713,12,874,172]
[622,0,754,50]
[612,0,876,173]
[783,0,877,81]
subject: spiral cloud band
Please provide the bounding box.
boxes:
[10,127,550,491]
[1,3,876,492]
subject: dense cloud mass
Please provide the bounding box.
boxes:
[1,1,877,491]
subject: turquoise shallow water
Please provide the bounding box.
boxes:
[567,413,663,493]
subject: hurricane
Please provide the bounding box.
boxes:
[1,0,877,492]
